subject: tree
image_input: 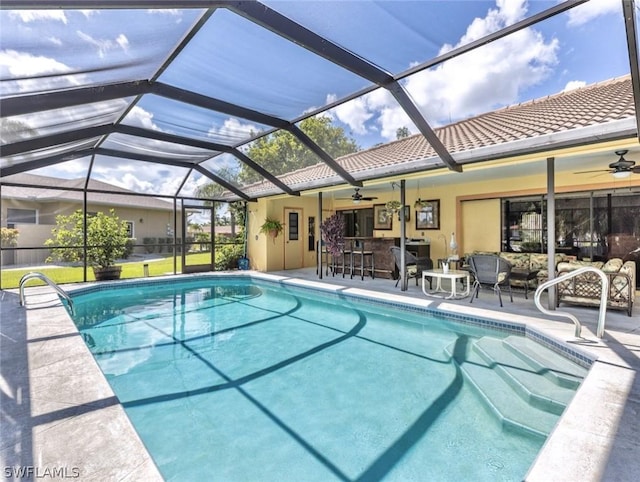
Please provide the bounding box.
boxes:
[0,118,38,143]
[45,209,131,269]
[239,115,359,185]
[396,126,410,139]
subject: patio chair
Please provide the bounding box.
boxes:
[390,246,433,288]
[468,254,513,307]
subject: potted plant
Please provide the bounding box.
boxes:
[385,200,402,214]
[320,213,345,257]
[46,209,131,280]
[260,217,284,243]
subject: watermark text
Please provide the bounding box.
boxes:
[3,466,80,479]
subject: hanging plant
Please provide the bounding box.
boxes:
[385,200,402,213]
[320,213,346,257]
[259,217,284,243]
[414,198,430,209]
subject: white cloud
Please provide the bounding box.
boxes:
[0,49,70,78]
[10,10,68,24]
[406,26,558,125]
[208,118,261,143]
[328,94,375,136]
[125,106,159,130]
[148,9,182,17]
[564,80,586,92]
[566,0,620,27]
[92,162,188,196]
[76,30,130,58]
[0,49,82,95]
[331,0,561,142]
[116,34,130,52]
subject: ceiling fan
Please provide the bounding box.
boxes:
[338,188,378,204]
[575,150,640,179]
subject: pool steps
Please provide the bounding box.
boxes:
[445,335,587,439]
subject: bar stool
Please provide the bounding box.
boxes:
[316,240,330,275]
[351,240,375,280]
[331,241,352,277]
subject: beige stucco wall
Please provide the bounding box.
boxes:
[247,196,326,271]
[2,198,180,265]
[247,161,640,272]
[461,199,501,254]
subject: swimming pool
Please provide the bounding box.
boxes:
[69,276,588,481]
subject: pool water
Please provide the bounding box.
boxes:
[71,278,579,481]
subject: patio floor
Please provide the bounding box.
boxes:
[1,269,639,481]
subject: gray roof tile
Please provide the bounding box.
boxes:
[240,75,634,198]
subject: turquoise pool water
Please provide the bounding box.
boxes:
[70,277,579,481]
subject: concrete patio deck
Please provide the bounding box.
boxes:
[1,268,638,481]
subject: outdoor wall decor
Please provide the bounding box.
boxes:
[373,204,393,230]
[415,199,440,230]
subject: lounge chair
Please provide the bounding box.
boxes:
[468,254,513,307]
[390,246,433,288]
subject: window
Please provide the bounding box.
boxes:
[7,208,37,228]
[125,221,134,238]
[501,190,640,260]
[339,208,374,237]
[308,216,315,251]
[288,211,298,240]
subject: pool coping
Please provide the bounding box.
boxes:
[3,271,638,481]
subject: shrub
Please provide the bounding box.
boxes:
[143,237,157,253]
[215,243,244,270]
[1,227,19,247]
[45,209,130,268]
[124,238,136,258]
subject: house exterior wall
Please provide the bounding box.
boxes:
[247,161,640,272]
[247,195,326,272]
[1,197,180,265]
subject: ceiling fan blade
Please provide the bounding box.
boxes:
[632,166,640,174]
[574,169,611,174]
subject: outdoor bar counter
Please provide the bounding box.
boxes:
[342,237,431,279]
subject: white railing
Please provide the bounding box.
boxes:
[19,272,74,315]
[534,266,609,339]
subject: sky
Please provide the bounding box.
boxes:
[0,0,630,198]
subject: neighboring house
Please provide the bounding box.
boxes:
[0,173,181,266]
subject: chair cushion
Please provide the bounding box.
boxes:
[602,258,623,273]
[557,260,604,272]
[500,252,530,269]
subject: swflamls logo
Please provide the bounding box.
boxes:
[3,466,80,479]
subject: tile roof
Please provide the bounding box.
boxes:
[240,75,635,198]
[1,173,174,210]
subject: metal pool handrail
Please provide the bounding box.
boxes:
[19,272,74,315]
[534,266,608,339]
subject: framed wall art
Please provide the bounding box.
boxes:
[415,199,440,230]
[373,204,393,230]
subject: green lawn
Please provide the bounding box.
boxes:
[1,252,224,289]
